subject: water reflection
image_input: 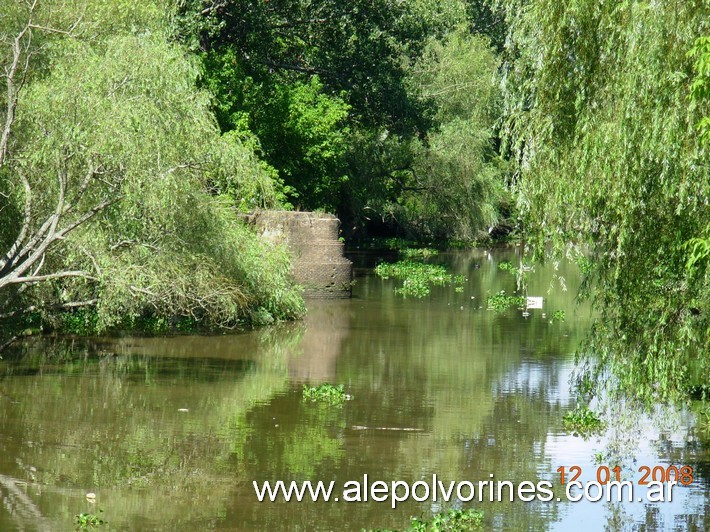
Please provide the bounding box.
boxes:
[288,301,351,383]
[0,249,706,531]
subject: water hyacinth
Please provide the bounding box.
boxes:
[375,260,463,298]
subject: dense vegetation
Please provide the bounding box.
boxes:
[0,1,304,337]
[1,0,510,339]
[493,0,709,403]
[1,0,707,408]
[177,0,509,239]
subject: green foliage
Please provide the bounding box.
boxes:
[562,406,605,438]
[495,0,710,403]
[180,0,437,213]
[411,508,484,531]
[266,77,351,210]
[375,260,455,297]
[1,1,304,333]
[497,261,516,274]
[574,256,594,277]
[550,310,566,323]
[302,383,348,405]
[60,310,100,336]
[74,510,106,530]
[466,0,507,52]
[178,0,508,239]
[181,0,443,133]
[413,28,498,126]
[487,290,525,312]
[400,247,439,259]
[200,45,350,209]
[378,28,507,240]
[683,236,710,274]
[697,405,710,435]
[369,508,484,532]
[688,36,710,144]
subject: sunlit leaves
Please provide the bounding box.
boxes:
[496,0,709,403]
[1,1,304,330]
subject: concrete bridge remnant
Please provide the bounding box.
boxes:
[247,210,352,299]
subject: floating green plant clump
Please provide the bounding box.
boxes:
[563,406,606,437]
[375,260,460,297]
[399,247,439,259]
[497,260,517,274]
[303,383,348,405]
[410,508,484,531]
[551,310,566,322]
[74,511,107,530]
[370,508,484,531]
[487,290,525,312]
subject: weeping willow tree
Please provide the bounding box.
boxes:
[398,28,508,240]
[359,25,507,241]
[0,0,304,338]
[495,0,709,402]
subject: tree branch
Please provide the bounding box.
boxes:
[5,270,94,285]
[64,160,99,213]
[0,4,119,308]
[55,196,120,239]
[0,169,32,270]
[60,299,98,308]
[0,335,18,355]
[0,3,35,168]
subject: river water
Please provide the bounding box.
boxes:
[0,249,707,531]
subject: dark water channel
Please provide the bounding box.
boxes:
[0,249,707,531]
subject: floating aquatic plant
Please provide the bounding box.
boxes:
[410,508,484,531]
[487,290,525,312]
[375,260,454,297]
[563,406,605,437]
[74,510,107,530]
[375,245,467,299]
[551,310,566,322]
[302,383,349,405]
[369,508,484,531]
[399,247,439,259]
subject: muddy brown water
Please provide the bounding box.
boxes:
[0,249,707,531]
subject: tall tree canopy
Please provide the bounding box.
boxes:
[377,28,506,239]
[179,0,508,238]
[180,0,459,132]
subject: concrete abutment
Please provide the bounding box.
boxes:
[246,210,353,299]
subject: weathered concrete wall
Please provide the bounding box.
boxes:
[247,211,352,299]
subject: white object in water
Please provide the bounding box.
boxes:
[526,297,543,309]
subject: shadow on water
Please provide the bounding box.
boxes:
[0,248,706,531]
